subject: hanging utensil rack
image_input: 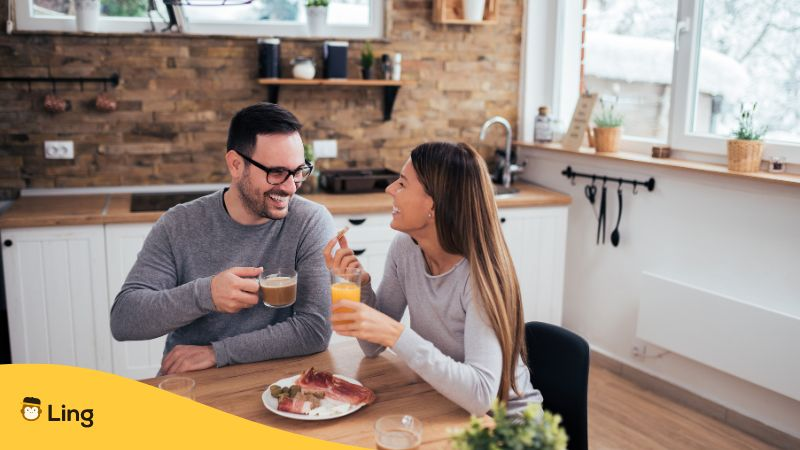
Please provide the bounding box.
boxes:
[562,166,655,193]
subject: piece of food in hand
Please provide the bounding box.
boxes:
[336,226,350,240]
[297,367,375,406]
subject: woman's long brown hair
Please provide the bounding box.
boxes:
[410,141,526,401]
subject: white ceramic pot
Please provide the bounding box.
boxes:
[75,0,101,33]
[306,6,327,36]
[463,0,485,21]
[291,58,316,80]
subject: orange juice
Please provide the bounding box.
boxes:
[331,281,361,325]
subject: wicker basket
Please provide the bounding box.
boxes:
[727,139,763,172]
[593,127,621,153]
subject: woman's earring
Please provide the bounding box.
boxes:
[427,212,432,218]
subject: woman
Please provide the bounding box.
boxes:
[323,142,542,416]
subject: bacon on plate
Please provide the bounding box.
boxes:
[296,367,375,405]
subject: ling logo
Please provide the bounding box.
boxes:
[20,396,94,428]
[22,397,42,421]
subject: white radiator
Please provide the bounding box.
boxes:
[636,272,800,401]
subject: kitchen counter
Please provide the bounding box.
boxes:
[0,182,571,229]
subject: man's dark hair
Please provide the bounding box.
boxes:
[226,103,303,158]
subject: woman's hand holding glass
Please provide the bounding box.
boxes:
[323,232,403,347]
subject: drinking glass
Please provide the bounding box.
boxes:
[259,268,297,308]
[158,376,196,400]
[375,415,422,450]
[331,267,362,325]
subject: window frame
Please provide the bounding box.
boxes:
[13,0,386,40]
[522,0,800,163]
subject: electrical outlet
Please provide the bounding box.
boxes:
[313,139,337,159]
[631,340,648,357]
[44,141,74,160]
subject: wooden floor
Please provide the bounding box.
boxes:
[588,366,777,450]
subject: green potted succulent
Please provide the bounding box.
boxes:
[305,0,328,36]
[592,97,624,153]
[450,400,568,450]
[361,41,375,79]
[728,103,767,172]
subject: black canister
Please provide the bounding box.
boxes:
[323,41,349,79]
[258,38,281,78]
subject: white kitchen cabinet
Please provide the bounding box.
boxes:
[105,223,166,379]
[499,206,568,325]
[1,225,112,371]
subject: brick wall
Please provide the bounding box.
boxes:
[0,1,522,199]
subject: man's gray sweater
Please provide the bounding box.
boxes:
[110,189,335,368]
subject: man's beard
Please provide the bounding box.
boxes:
[236,170,291,220]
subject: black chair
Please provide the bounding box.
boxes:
[525,321,590,450]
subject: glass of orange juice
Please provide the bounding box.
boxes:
[331,267,362,326]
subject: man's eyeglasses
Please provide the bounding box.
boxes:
[233,150,314,186]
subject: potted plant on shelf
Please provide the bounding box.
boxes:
[306,0,328,37]
[592,97,624,153]
[450,400,568,450]
[727,103,767,172]
[361,41,375,79]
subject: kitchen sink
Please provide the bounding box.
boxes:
[493,184,519,197]
[130,191,215,212]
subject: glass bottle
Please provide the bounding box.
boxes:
[534,106,553,143]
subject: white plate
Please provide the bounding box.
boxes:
[261,373,367,421]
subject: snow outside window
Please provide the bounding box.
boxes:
[557,0,800,161]
[585,0,678,142]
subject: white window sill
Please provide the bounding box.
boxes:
[515,141,800,188]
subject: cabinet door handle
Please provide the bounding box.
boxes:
[353,248,366,256]
[500,217,506,223]
[3,239,11,247]
[348,218,367,225]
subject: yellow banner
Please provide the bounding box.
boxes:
[1,364,363,449]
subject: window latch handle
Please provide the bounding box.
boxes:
[674,17,691,52]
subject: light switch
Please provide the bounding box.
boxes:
[313,139,337,159]
[44,140,74,159]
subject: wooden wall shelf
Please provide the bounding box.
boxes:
[257,78,404,121]
[433,0,497,25]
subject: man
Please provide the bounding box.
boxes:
[110,103,335,375]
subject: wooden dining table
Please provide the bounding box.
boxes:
[140,340,475,449]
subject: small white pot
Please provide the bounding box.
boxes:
[75,0,101,33]
[306,6,327,36]
[463,0,485,21]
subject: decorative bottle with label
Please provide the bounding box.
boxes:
[534,106,553,143]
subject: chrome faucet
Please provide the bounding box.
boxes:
[479,116,525,189]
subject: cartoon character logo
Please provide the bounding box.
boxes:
[22,397,42,421]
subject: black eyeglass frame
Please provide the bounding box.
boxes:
[232,150,314,185]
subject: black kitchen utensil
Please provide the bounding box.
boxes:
[610,184,623,247]
[596,181,607,245]
[584,183,597,205]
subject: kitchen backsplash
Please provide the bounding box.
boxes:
[0,1,522,199]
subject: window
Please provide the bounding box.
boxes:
[689,0,799,145]
[530,0,800,161]
[584,0,678,141]
[14,0,384,39]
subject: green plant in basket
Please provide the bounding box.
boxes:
[361,41,375,70]
[305,0,329,7]
[593,97,624,128]
[733,102,767,140]
[450,400,568,450]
